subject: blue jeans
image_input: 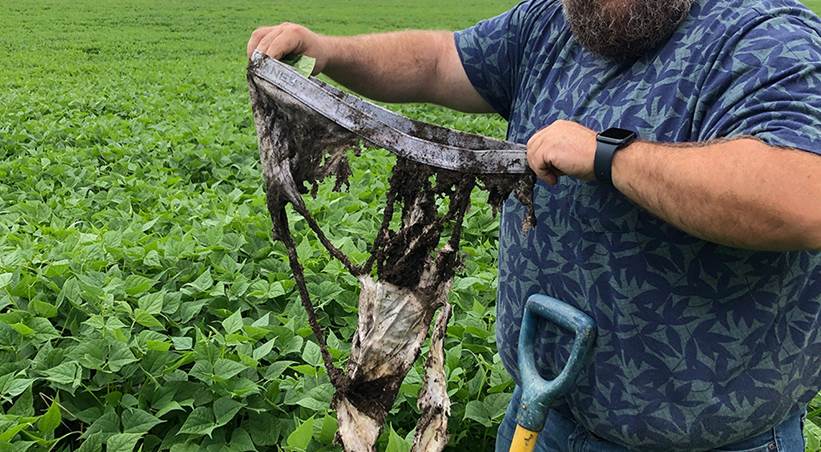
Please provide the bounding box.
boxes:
[496,386,807,452]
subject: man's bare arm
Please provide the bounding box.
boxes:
[612,139,821,251]
[247,24,493,113]
[527,121,821,251]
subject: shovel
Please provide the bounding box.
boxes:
[510,294,596,452]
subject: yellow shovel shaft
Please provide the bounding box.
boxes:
[510,425,539,452]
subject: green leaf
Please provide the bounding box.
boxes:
[59,277,82,305]
[229,427,257,451]
[138,291,164,315]
[385,424,411,452]
[222,308,243,334]
[284,55,317,77]
[446,344,462,370]
[252,339,275,361]
[213,358,247,380]
[267,281,286,298]
[463,400,492,427]
[122,408,163,434]
[246,413,281,446]
[83,408,119,437]
[291,364,316,377]
[122,394,139,408]
[141,217,160,232]
[187,269,213,293]
[294,397,326,412]
[285,383,332,410]
[250,313,270,328]
[806,419,821,452]
[124,275,155,296]
[155,401,184,418]
[317,414,337,445]
[286,416,314,451]
[37,398,61,435]
[30,300,57,318]
[44,361,81,388]
[2,376,34,398]
[213,397,244,426]
[224,377,260,397]
[9,323,34,336]
[9,385,33,416]
[264,361,294,380]
[281,336,303,355]
[143,250,161,267]
[0,273,13,290]
[483,392,512,420]
[188,361,214,383]
[178,300,206,323]
[207,281,224,297]
[172,336,192,350]
[146,340,171,352]
[106,432,144,452]
[296,238,313,260]
[108,341,139,371]
[247,281,269,299]
[294,56,317,77]
[77,339,107,370]
[134,309,163,328]
[0,421,33,442]
[302,341,321,367]
[453,276,484,291]
[77,275,106,304]
[77,432,103,452]
[178,407,216,437]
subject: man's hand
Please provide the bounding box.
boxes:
[247,23,328,75]
[526,120,598,186]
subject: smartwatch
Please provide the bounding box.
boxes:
[594,127,638,185]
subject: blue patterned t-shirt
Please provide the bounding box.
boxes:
[455,0,821,449]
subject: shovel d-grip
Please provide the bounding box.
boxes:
[511,294,596,452]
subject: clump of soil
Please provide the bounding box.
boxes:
[248,65,533,452]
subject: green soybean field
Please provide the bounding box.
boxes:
[0,0,819,451]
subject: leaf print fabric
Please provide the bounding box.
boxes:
[455,0,821,450]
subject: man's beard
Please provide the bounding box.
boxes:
[562,0,695,61]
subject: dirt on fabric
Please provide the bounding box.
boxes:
[248,65,533,452]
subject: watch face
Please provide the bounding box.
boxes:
[598,128,637,145]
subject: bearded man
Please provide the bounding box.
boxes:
[248,0,821,450]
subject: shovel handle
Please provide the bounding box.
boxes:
[510,294,596,452]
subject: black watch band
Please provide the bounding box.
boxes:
[594,128,637,185]
[594,141,621,186]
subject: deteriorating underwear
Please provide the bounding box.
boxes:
[248,60,533,452]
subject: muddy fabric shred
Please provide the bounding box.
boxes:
[248,64,533,452]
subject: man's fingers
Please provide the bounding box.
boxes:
[247,26,277,58]
[253,27,287,59]
[526,140,541,172]
[537,164,560,186]
[527,138,560,186]
[528,154,559,185]
[531,162,559,185]
[262,34,302,61]
[247,23,317,65]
